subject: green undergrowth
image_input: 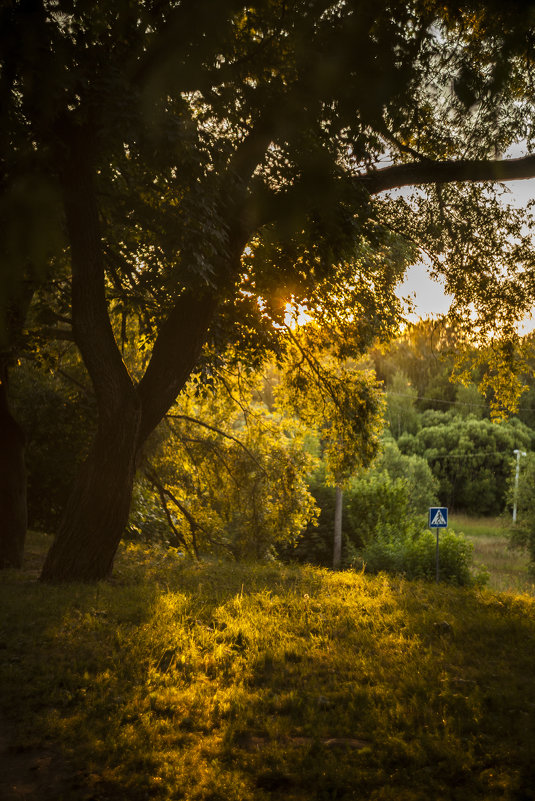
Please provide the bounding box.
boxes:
[1,535,535,800]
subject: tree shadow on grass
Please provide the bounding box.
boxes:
[1,547,534,800]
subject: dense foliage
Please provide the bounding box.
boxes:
[374,320,535,516]
[130,364,317,560]
[10,357,94,532]
[398,414,533,515]
[5,2,535,579]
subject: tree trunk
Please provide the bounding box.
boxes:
[0,366,27,568]
[333,485,343,570]
[40,391,141,581]
[40,138,144,582]
[0,281,36,569]
[39,132,243,583]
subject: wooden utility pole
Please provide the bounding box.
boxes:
[333,485,343,570]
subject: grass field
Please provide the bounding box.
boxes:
[448,514,535,595]
[1,532,535,800]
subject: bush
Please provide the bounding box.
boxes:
[285,465,476,585]
[346,470,415,547]
[357,529,475,585]
[375,435,438,513]
[284,467,429,569]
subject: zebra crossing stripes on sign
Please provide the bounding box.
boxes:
[429,507,448,528]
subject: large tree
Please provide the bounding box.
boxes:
[4,0,535,580]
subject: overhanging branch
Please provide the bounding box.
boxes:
[166,413,266,475]
[361,154,535,195]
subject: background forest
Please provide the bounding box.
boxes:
[12,314,535,583]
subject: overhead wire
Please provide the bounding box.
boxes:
[386,390,535,413]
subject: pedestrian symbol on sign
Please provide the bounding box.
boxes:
[428,507,448,529]
[428,507,448,583]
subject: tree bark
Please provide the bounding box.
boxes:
[361,153,535,195]
[39,286,220,582]
[39,136,224,582]
[333,485,343,570]
[40,138,143,582]
[0,367,26,569]
[137,289,219,445]
[40,392,141,581]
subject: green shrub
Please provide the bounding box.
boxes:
[11,365,95,532]
[357,529,475,585]
[282,463,476,585]
[346,470,414,547]
[284,468,425,569]
[398,413,534,516]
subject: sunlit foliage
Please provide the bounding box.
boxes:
[132,362,317,560]
[277,326,385,487]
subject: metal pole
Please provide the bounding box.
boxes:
[513,449,526,524]
[435,528,439,582]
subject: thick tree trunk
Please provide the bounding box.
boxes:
[38,135,227,582]
[40,139,143,582]
[40,391,141,582]
[0,368,26,568]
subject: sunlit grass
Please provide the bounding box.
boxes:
[449,514,505,538]
[448,514,535,595]
[1,533,535,800]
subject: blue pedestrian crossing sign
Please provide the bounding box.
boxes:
[429,507,448,528]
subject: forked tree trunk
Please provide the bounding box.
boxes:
[39,132,240,583]
[39,290,219,583]
[0,370,26,568]
[40,140,145,582]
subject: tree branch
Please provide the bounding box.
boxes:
[136,289,219,445]
[143,464,199,558]
[59,131,137,416]
[361,154,535,195]
[37,326,75,342]
[166,413,266,474]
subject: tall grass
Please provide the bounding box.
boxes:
[1,533,535,800]
[449,514,535,595]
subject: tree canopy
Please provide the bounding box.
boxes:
[4,0,535,579]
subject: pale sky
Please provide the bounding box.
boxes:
[395,169,535,328]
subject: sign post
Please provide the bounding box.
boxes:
[428,507,448,582]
